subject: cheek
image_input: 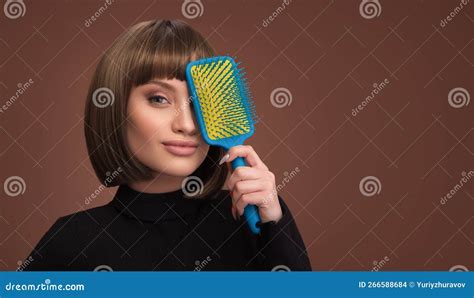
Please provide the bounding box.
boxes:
[198,144,210,160]
[126,104,168,152]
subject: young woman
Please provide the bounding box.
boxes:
[25,19,311,271]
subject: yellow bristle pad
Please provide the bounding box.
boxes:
[190,59,251,140]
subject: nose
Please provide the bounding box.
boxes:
[171,98,197,136]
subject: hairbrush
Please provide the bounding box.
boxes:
[186,56,261,234]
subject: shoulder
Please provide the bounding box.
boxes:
[38,204,117,253]
[58,203,118,229]
[25,204,118,270]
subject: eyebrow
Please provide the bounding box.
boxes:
[147,80,176,92]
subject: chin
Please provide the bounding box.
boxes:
[157,158,203,177]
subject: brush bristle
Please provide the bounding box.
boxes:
[189,57,257,141]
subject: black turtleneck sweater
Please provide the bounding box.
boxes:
[24,185,312,271]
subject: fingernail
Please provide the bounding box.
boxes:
[219,153,230,165]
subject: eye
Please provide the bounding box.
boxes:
[148,95,170,105]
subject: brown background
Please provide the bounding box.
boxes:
[0,0,473,271]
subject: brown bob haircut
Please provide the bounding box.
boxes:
[84,19,227,198]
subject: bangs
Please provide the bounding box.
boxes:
[129,20,214,86]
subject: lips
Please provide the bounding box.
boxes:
[162,140,199,147]
[162,140,198,156]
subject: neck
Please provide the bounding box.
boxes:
[127,172,185,194]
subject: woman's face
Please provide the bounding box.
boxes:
[126,78,209,177]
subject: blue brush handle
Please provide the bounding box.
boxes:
[231,156,261,234]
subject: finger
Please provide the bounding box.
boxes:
[234,190,269,216]
[231,179,272,205]
[227,167,263,192]
[224,145,268,170]
[231,204,238,220]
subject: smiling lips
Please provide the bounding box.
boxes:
[162,140,198,156]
